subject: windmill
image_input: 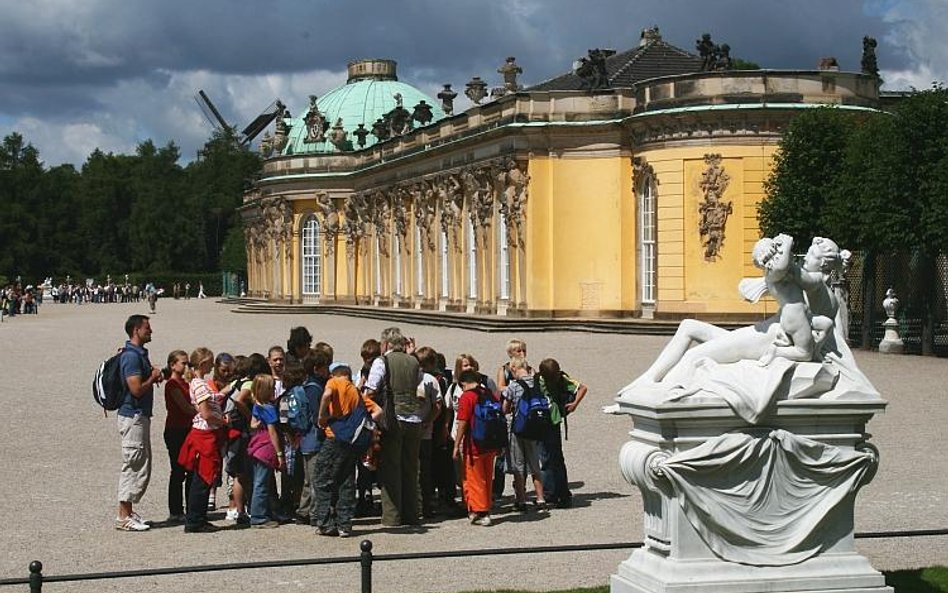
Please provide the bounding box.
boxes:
[194,90,284,147]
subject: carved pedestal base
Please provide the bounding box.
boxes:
[878,319,904,354]
[612,397,891,593]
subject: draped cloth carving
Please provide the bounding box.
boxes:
[656,429,876,566]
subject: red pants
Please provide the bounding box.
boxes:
[462,451,497,513]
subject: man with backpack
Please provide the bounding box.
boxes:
[501,357,550,512]
[115,314,163,531]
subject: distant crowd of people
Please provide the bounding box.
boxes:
[1,278,207,320]
[112,316,587,536]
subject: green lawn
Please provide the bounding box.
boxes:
[456,569,948,593]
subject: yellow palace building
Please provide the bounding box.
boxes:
[241,27,879,320]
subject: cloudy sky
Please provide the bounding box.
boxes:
[1,0,945,167]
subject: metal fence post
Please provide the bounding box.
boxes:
[28,561,43,593]
[360,539,373,593]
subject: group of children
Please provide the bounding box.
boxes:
[166,329,587,535]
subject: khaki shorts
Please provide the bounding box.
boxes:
[117,414,152,504]
[506,434,541,478]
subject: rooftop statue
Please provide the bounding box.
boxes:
[437,84,458,115]
[574,48,614,90]
[304,95,328,143]
[497,56,522,93]
[411,100,434,126]
[861,35,879,78]
[619,234,878,424]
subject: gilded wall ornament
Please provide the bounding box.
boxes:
[698,154,733,261]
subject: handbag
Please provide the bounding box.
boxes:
[247,428,278,469]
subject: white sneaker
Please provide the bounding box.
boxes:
[115,516,150,531]
[129,511,152,526]
[225,508,240,521]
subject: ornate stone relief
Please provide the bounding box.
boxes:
[343,192,371,259]
[371,190,391,256]
[316,192,340,254]
[440,172,464,251]
[698,154,733,261]
[415,179,438,251]
[391,185,411,243]
[304,95,328,143]
[498,158,528,248]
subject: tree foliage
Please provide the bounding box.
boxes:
[0,130,261,282]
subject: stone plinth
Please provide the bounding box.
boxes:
[612,395,891,593]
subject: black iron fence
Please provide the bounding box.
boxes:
[845,251,948,355]
[3,528,947,592]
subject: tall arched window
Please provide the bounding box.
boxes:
[639,176,657,305]
[301,216,321,296]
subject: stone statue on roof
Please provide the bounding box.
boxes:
[329,118,348,150]
[437,84,458,115]
[861,36,879,78]
[412,100,434,126]
[498,56,523,93]
[574,48,614,90]
[304,95,327,143]
[353,123,370,148]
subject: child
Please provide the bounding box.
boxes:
[537,358,587,508]
[453,370,502,526]
[501,356,548,512]
[178,348,225,533]
[248,374,283,528]
[315,362,381,537]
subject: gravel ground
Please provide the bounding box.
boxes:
[0,299,945,592]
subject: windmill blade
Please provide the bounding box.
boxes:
[240,99,282,145]
[196,90,231,132]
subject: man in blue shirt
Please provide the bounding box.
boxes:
[115,314,163,531]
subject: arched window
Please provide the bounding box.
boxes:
[639,175,657,305]
[301,216,321,296]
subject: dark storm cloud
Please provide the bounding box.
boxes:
[0,0,935,165]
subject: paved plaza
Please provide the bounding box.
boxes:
[1,299,946,592]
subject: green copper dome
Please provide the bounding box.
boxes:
[280,59,446,155]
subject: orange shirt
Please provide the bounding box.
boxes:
[323,376,379,439]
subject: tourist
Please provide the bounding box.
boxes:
[453,369,501,526]
[224,354,270,525]
[248,374,283,528]
[115,314,162,531]
[536,358,587,508]
[314,361,381,537]
[285,326,313,365]
[206,352,236,510]
[501,356,548,512]
[268,346,286,395]
[277,361,308,518]
[414,346,444,518]
[162,350,195,524]
[178,347,225,533]
[296,349,331,524]
[363,327,426,527]
[355,338,382,516]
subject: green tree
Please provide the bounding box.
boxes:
[185,128,262,270]
[759,107,856,242]
[0,133,44,279]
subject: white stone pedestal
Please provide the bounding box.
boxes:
[612,396,891,593]
[878,319,904,354]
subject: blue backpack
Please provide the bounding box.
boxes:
[471,387,507,450]
[282,385,313,434]
[329,399,375,453]
[511,379,552,441]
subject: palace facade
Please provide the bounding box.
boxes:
[241,28,880,319]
